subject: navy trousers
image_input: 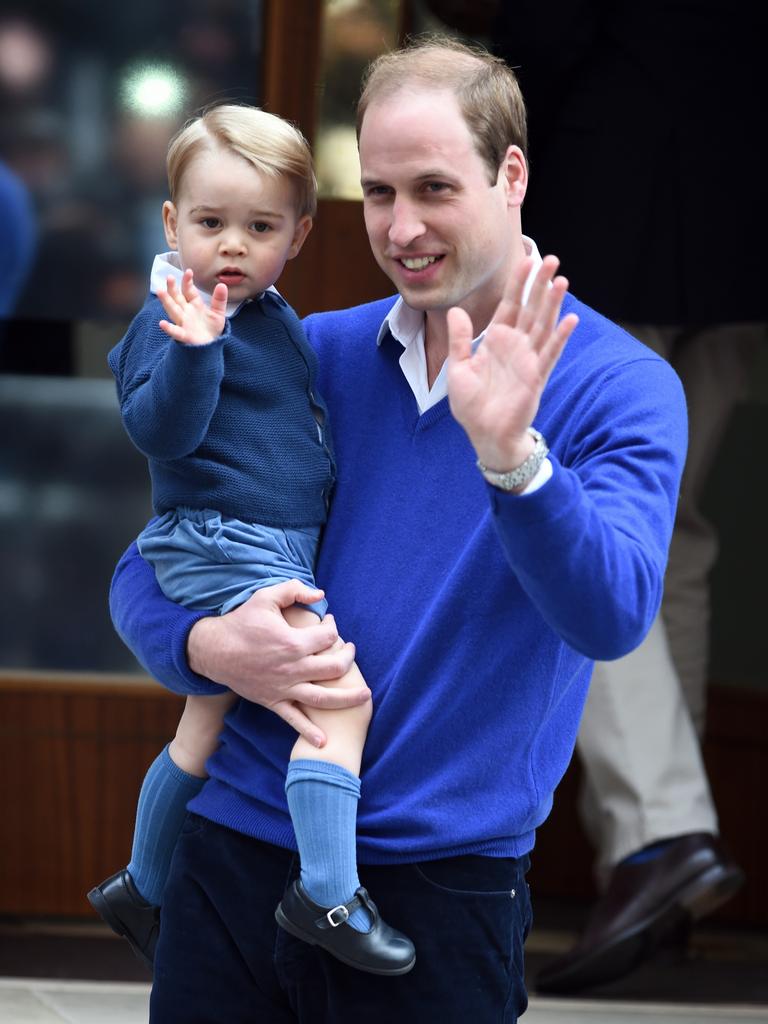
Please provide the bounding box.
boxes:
[150,814,533,1023]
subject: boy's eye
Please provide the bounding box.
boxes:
[201,217,220,229]
[252,222,271,233]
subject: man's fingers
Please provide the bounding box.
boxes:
[529,275,569,352]
[265,578,326,609]
[491,256,532,329]
[291,678,371,710]
[519,255,559,333]
[447,306,474,363]
[296,639,357,682]
[271,699,326,748]
[541,312,579,374]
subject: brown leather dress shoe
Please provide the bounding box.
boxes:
[535,832,744,994]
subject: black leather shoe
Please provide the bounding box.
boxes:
[275,881,416,976]
[536,833,744,994]
[87,869,159,969]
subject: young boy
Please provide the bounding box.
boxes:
[88,104,415,977]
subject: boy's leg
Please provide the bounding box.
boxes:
[277,606,414,974]
[88,692,236,965]
[283,605,373,929]
[128,692,236,904]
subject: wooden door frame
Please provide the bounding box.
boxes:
[261,0,395,316]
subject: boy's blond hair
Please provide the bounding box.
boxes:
[167,104,317,218]
[356,35,527,185]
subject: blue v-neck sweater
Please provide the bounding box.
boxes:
[111,292,686,863]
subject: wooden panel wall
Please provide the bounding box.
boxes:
[0,674,183,917]
[0,675,765,924]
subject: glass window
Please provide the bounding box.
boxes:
[0,1,264,328]
[0,2,264,674]
[315,0,400,201]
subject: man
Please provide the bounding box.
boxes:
[104,37,686,1022]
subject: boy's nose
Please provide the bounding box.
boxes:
[220,230,247,255]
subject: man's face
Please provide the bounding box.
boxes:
[359,88,523,332]
[162,146,311,303]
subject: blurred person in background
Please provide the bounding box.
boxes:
[0,158,35,322]
[421,0,754,993]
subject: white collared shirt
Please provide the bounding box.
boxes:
[375,235,553,493]
[149,251,280,319]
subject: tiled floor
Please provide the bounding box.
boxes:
[2,978,768,1024]
[1,902,766,1023]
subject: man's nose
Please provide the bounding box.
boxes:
[388,198,425,249]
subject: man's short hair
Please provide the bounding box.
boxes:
[356,35,527,185]
[167,104,317,218]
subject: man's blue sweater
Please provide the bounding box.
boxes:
[108,292,335,528]
[110,292,687,863]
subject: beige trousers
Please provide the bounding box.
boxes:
[577,322,764,877]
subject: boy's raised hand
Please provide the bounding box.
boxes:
[157,268,228,345]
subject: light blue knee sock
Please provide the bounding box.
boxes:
[127,744,205,906]
[285,759,372,932]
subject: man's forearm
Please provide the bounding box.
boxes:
[109,541,227,696]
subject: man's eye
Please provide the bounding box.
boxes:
[252,222,271,233]
[425,182,448,193]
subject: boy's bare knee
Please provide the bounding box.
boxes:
[171,693,235,776]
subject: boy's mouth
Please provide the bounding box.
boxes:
[217,268,246,285]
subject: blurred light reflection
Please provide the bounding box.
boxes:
[119,61,188,118]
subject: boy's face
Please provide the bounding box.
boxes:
[162,146,312,304]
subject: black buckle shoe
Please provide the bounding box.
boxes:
[87,869,159,969]
[275,881,416,976]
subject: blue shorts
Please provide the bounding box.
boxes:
[137,507,328,618]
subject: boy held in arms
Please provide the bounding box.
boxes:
[88,104,415,976]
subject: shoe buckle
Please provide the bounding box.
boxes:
[326,904,349,928]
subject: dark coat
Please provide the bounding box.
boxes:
[494,0,766,325]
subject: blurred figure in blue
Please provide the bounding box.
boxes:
[0,158,35,319]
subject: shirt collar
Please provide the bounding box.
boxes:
[149,251,281,318]
[375,235,544,349]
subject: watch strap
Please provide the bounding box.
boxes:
[476,428,549,492]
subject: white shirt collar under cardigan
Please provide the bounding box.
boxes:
[149,251,281,319]
[375,234,551,494]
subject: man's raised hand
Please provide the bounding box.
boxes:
[447,254,579,474]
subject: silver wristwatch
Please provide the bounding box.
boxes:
[476,428,549,492]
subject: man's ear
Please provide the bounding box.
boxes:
[287,215,313,259]
[162,200,179,249]
[499,146,528,209]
